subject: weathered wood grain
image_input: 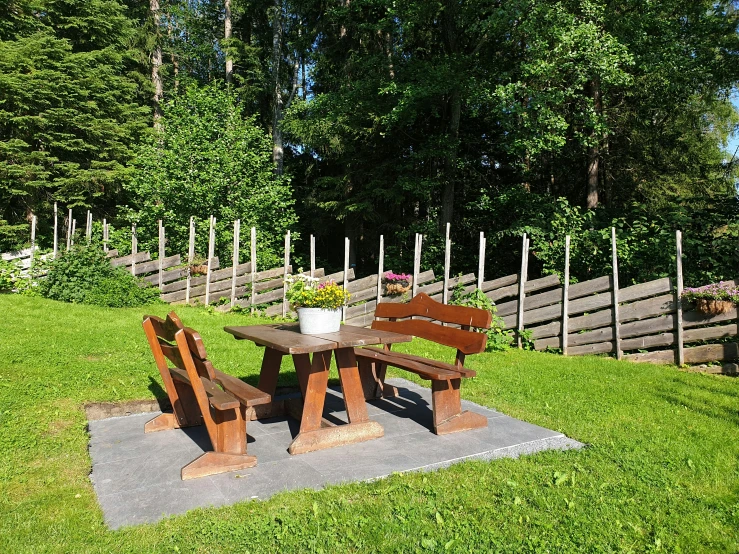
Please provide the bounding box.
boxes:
[111,251,150,267]
[625,343,739,365]
[486,274,560,302]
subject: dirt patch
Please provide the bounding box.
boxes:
[84,398,171,421]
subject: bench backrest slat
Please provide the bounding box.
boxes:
[372,293,491,355]
[374,293,492,329]
[373,319,487,355]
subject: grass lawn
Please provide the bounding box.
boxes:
[1,295,738,553]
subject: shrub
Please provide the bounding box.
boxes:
[0,259,15,292]
[123,83,297,268]
[449,285,514,352]
[40,243,160,307]
[84,274,161,308]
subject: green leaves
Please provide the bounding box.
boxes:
[124,83,297,267]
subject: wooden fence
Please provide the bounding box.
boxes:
[5,207,738,367]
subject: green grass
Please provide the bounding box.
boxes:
[1,295,738,553]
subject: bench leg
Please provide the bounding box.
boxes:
[357,359,398,400]
[181,405,256,480]
[431,378,487,435]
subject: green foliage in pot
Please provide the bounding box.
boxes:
[285,273,349,310]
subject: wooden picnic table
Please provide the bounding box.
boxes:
[223,323,412,454]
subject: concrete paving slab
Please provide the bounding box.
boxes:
[89,378,583,529]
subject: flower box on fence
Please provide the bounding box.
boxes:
[681,281,738,315]
[383,271,412,295]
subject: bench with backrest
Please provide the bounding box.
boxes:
[143,312,271,479]
[354,293,491,435]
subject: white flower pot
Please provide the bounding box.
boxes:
[296,307,342,334]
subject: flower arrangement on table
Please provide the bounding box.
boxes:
[680,281,739,315]
[383,271,412,295]
[284,272,350,333]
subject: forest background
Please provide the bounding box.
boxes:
[2,0,739,287]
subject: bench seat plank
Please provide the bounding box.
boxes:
[354,347,460,380]
[169,367,240,411]
[355,346,477,378]
[214,370,271,407]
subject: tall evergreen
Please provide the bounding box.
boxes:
[0,0,151,248]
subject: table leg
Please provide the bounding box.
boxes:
[335,348,369,423]
[288,348,384,455]
[253,347,284,419]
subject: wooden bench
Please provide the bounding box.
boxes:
[354,293,491,435]
[143,312,271,479]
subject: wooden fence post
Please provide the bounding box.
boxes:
[611,227,622,360]
[443,223,451,304]
[477,231,486,289]
[377,235,384,306]
[103,219,108,253]
[66,209,72,251]
[86,210,92,244]
[130,224,137,276]
[185,216,195,305]
[29,214,36,272]
[310,234,315,278]
[158,220,165,289]
[231,219,240,308]
[343,236,350,322]
[412,233,422,298]
[205,216,215,305]
[562,235,570,355]
[675,230,685,366]
[517,234,529,348]
[53,203,58,258]
[282,230,291,318]
[250,226,257,314]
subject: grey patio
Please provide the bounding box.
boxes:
[89,378,583,529]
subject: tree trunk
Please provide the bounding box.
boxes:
[225,0,233,84]
[586,77,602,209]
[271,0,284,174]
[441,89,461,229]
[150,0,163,124]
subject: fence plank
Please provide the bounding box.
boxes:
[158,220,165,289]
[625,343,739,365]
[486,274,558,302]
[250,226,257,314]
[342,236,349,321]
[310,234,315,278]
[130,224,137,276]
[412,233,422,298]
[477,231,485,289]
[611,227,622,360]
[443,223,451,304]
[186,216,195,305]
[205,216,215,305]
[562,235,570,354]
[66,208,72,251]
[675,230,685,365]
[517,235,529,348]
[111,251,150,267]
[283,231,291,318]
[377,235,384,306]
[53,203,58,258]
[231,219,240,307]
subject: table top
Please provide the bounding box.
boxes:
[224,324,412,355]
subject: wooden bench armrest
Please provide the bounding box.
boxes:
[214,370,271,407]
[358,346,476,378]
[169,367,240,411]
[354,348,461,381]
